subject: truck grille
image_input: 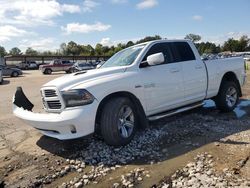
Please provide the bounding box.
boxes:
[47,100,62,109]
[41,88,64,111]
[44,89,57,97]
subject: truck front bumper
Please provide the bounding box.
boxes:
[13,87,97,140]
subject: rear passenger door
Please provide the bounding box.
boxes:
[172,42,207,103]
[53,60,62,72]
[62,61,71,71]
[139,42,185,115]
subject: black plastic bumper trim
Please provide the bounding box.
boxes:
[13,87,34,111]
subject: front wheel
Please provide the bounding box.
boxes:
[214,81,239,112]
[45,68,52,74]
[100,97,137,146]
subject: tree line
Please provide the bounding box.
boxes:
[0,34,250,58]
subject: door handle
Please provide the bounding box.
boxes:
[170,68,180,73]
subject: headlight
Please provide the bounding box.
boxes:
[61,89,94,107]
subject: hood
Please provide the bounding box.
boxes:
[43,67,126,91]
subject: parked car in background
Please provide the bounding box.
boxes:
[96,61,106,69]
[18,61,38,70]
[0,68,3,84]
[69,62,95,73]
[243,55,250,61]
[13,39,246,146]
[0,65,22,77]
[40,60,74,74]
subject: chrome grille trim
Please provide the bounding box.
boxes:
[47,100,62,109]
[41,87,64,112]
[44,89,57,97]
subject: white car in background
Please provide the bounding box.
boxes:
[13,39,246,146]
[243,55,250,61]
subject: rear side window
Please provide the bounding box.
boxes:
[171,42,196,62]
[62,61,70,64]
[142,43,174,64]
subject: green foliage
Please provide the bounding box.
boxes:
[185,34,201,43]
[2,35,250,57]
[0,46,7,57]
[9,47,21,55]
[136,35,162,44]
[126,41,134,47]
[55,35,162,57]
[25,47,38,55]
[223,35,250,52]
[59,43,67,55]
[196,42,221,54]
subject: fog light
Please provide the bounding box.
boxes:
[70,125,76,134]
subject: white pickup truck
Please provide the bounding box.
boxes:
[13,40,247,146]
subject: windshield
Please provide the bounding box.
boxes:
[101,45,145,68]
[78,63,91,67]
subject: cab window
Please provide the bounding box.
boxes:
[142,43,174,64]
[171,42,196,62]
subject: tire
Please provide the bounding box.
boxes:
[100,97,138,146]
[12,71,19,77]
[45,69,52,74]
[68,68,73,73]
[214,81,239,112]
[65,69,71,74]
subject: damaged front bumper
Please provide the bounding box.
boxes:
[13,87,97,140]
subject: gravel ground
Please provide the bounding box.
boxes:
[0,70,250,188]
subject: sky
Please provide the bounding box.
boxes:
[0,0,249,52]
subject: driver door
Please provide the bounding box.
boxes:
[139,42,184,115]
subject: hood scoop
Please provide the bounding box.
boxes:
[74,71,87,76]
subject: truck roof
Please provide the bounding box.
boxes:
[134,39,191,47]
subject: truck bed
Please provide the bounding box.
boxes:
[205,57,245,99]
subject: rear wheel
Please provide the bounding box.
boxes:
[100,97,137,146]
[214,81,239,112]
[12,71,19,77]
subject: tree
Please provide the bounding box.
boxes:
[25,47,38,55]
[85,45,95,56]
[60,43,67,55]
[95,43,103,55]
[223,38,239,52]
[238,35,250,52]
[222,36,250,52]
[41,51,53,55]
[196,42,221,54]
[67,41,80,55]
[0,46,7,57]
[9,47,21,55]
[185,34,201,43]
[136,35,162,44]
[126,41,134,48]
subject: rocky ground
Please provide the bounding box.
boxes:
[0,70,250,188]
[155,153,249,188]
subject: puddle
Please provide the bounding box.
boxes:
[203,99,250,118]
[203,100,216,108]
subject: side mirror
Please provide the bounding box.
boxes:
[147,52,165,66]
